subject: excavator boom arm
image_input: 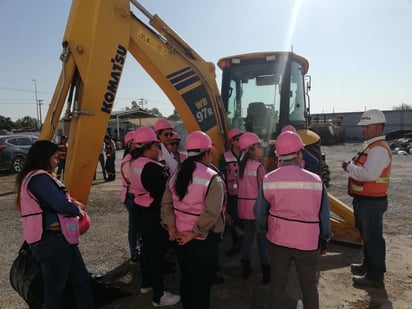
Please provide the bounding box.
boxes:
[40,0,228,204]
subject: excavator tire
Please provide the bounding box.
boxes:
[320,159,331,187]
[304,142,331,187]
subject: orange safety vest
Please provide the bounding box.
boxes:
[348,140,392,198]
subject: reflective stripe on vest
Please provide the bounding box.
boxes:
[20,170,80,245]
[348,140,392,197]
[263,165,322,251]
[223,151,240,195]
[170,161,218,240]
[120,154,131,203]
[130,157,163,207]
[238,160,262,220]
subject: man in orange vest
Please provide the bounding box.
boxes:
[342,109,392,288]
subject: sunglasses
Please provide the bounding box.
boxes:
[162,132,173,137]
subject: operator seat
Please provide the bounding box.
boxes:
[245,102,269,137]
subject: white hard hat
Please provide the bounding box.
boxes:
[358,109,386,126]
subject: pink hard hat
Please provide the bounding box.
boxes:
[124,131,135,145]
[275,131,305,157]
[154,118,173,132]
[79,211,90,235]
[171,132,181,141]
[239,132,261,151]
[227,128,243,141]
[281,125,296,133]
[185,131,214,156]
[133,127,159,144]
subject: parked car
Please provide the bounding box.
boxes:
[0,135,38,173]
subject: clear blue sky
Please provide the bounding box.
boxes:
[1,0,411,121]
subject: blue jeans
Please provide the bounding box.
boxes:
[353,197,387,279]
[56,160,65,179]
[30,233,94,309]
[124,194,141,259]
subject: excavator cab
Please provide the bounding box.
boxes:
[218,52,317,170]
[218,52,362,246]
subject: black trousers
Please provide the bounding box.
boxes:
[104,156,115,180]
[136,211,169,303]
[176,234,219,309]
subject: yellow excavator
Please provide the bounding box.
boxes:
[39,0,361,246]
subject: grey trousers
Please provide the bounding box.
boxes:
[268,243,319,309]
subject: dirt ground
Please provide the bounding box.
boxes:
[1,144,411,309]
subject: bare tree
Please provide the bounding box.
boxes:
[392,103,411,110]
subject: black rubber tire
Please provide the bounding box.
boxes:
[11,156,25,173]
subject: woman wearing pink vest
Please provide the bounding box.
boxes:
[219,128,244,257]
[255,131,331,309]
[120,130,142,265]
[237,132,271,285]
[128,126,180,307]
[15,140,94,309]
[161,131,225,309]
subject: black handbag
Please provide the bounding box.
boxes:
[9,242,131,308]
[9,241,43,308]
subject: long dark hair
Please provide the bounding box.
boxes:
[130,143,155,160]
[15,140,58,210]
[239,149,250,178]
[123,143,131,158]
[174,152,204,200]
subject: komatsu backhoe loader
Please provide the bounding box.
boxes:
[39,0,361,245]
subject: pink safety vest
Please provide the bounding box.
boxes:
[263,165,323,251]
[20,170,80,245]
[129,156,163,207]
[120,154,132,203]
[223,151,240,196]
[170,161,220,240]
[238,160,262,220]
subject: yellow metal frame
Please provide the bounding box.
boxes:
[39,0,361,246]
[40,0,229,204]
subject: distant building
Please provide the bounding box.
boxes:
[310,109,412,141]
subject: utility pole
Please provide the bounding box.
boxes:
[32,79,40,129]
[138,98,147,109]
[38,99,44,128]
[138,98,147,125]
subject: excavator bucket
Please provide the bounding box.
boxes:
[329,194,362,246]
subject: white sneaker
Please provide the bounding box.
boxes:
[140,287,152,294]
[152,291,181,307]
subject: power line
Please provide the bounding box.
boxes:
[0,86,52,95]
[0,102,35,105]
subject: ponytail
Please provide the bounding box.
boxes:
[174,153,204,200]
